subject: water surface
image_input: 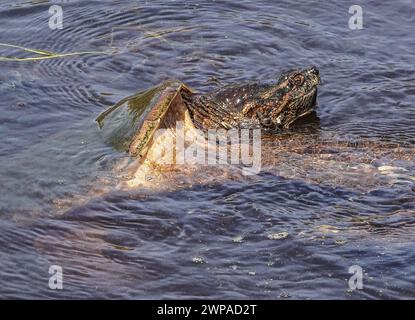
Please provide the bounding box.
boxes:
[0,0,414,299]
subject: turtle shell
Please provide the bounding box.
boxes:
[96,80,194,158]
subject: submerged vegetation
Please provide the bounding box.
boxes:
[0,43,107,62]
[0,26,194,62]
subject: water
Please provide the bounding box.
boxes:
[0,0,414,299]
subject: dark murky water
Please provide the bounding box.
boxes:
[0,0,414,299]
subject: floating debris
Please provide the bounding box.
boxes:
[267,232,289,240]
[232,235,244,243]
[278,291,291,299]
[192,256,206,264]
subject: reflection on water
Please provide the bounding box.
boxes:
[0,0,414,299]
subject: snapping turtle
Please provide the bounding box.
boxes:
[96,66,321,160]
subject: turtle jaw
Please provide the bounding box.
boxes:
[281,86,318,128]
[272,87,316,128]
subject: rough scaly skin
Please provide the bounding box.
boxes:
[185,66,320,131]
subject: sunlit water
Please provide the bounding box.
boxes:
[0,0,414,299]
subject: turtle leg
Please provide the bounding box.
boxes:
[256,111,282,133]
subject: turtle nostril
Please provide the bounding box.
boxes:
[310,66,319,75]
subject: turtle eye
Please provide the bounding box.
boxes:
[291,74,305,86]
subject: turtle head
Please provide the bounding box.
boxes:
[257,66,320,129]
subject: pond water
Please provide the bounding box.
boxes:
[0,0,414,299]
